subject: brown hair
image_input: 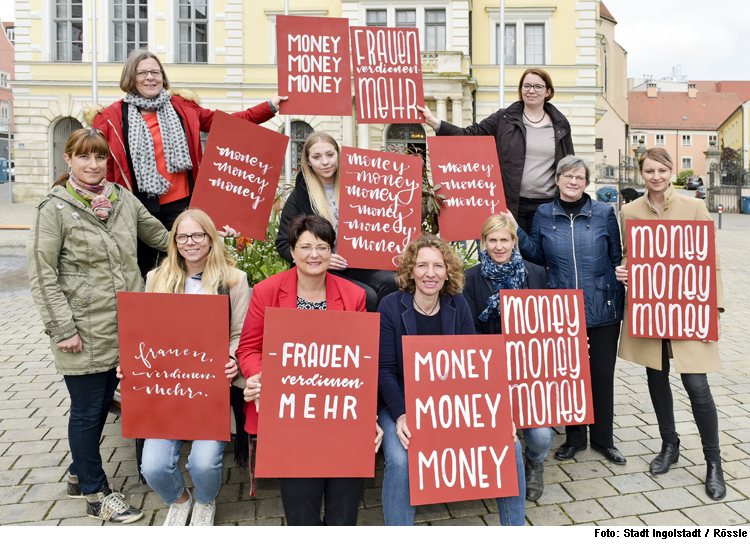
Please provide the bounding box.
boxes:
[287,214,336,250]
[638,147,673,171]
[53,128,110,188]
[518,68,554,102]
[396,235,465,296]
[480,214,518,250]
[120,50,170,94]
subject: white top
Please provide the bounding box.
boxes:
[184,273,206,295]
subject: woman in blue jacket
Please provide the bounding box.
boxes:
[514,155,626,465]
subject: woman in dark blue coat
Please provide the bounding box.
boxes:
[514,155,626,465]
[463,214,553,503]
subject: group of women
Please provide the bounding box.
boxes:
[27,49,727,526]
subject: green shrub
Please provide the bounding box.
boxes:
[675,169,695,188]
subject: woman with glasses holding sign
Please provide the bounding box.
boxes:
[89,49,286,276]
[418,68,574,233]
[238,214,383,525]
[615,148,725,500]
[510,156,626,466]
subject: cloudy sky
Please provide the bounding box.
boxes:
[2,0,749,81]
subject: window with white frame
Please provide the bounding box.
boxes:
[111,0,148,62]
[424,9,446,51]
[631,134,640,145]
[524,24,544,64]
[366,9,387,26]
[396,9,416,27]
[682,157,692,170]
[53,0,84,62]
[5,26,13,43]
[0,72,9,89]
[489,7,553,65]
[177,0,208,63]
[709,134,717,145]
[655,134,665,146]
[682,134,692,146]
[0,101,9,120]
[595,138,603,152]
[497,24,516,66]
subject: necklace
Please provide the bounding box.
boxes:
[413,296,439,316]
[523,111,545,124]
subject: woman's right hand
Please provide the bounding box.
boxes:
[329,253,348,271]
[115,366,124,379]
[504,210,519,229]
[56,334,82,354]
[396,414,411,450]
[416,105,440,131]
[244,373,262,410]
[615,265,628,285]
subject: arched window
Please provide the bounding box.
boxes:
[52,117,83,184]
[280,121,314,178]
[385,123,427,163]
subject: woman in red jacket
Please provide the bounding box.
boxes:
[90,49,286,275]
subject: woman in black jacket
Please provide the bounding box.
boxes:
[463,214,554,503]
[418,68,574,233]
[276,132,398,311]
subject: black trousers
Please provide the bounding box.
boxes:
[646,340,720,463]
[329,268,398,312]
[517,196,554,235]
[280,477,364,526]
[565,323,621,449]
[137,196,191,278]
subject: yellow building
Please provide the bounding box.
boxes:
[12,0,610,203]
[718,101,749,169]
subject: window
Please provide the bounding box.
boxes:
[177,0,208,63]
[682,134,692,146]
[54,0,84,62]
[682,157,692,170]
[655,134,665,146]
[366,10,387,27]
[0,72,9,89]
[631,134,640,145]
[497,24,516,65]
[595,138,604,152]
[0,101,9,120]
[425,9,446,51]
[524,24,544,65]
[280,121,314,177]
[111,0,148,62]
[605,166,616,179]
[5,26,14,43]
[396,10,416,27]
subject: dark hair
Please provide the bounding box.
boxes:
[120,50,170,94]
[518,67,555,102]
[287,214,336,250]
[53,128,110,188]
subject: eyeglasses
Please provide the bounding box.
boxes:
[296,245,331,255]
[522,83,546,92]
[135,69,162,78]
[175,232,208,244]
[560,173,587,184]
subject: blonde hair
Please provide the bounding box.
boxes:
[148,209,239,295]
[480,214,518,250]
[299,132,340,226]
[396,235,465,296]
[120,50,170,94]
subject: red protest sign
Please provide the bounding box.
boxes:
[117,292,230,441]
[350,26,425,124]
[498,290,594,429]
[255,308,380,478]
[627,220,718,340]
[276,16,352,116]
[189,110,289,239]
[402,335,518,506]
[337,147,423,270]
[427,136,507,241]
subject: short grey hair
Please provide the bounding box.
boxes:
[555,155,590,185]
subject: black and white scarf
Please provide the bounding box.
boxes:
[124,89,193,198]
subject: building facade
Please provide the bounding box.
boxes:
[0,20,14,163]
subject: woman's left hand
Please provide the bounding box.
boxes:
[56,333,82,354]
[703,317,722,343]
[244,374,262,410]
[615,264,628,285]
[225,358,239,381]
[271,93,289,111]
[375,417,384,453]
[218,225,240,238]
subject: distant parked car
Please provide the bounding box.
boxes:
[686,176,704,190]
[696,185,706,200]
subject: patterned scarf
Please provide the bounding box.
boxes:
[124,89,193,198]
[68,174,114,220]
[478,248,527,322]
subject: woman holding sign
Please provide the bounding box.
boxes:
[512,155,626,466]
[463,214,554,502]
[238,214,383,525]
[27,128,170,523]
[615,148,725,500]
[89,49,286,276]
[276,132,398,311]
[418,68,574,233]
[377,235,527,526]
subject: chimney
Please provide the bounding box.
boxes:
[688,83,697,99]
[647,83,657,98]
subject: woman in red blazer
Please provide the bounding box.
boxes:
[236,214,382,525]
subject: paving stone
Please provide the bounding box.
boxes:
[605,473,660,493]
[643,487,703,510]
[46,498,90,519]
[596,516,645,526]
[246,478,281,500]
[215,483,241,503]
[363,487,382,509]
[560,499,610,523]
[561,477,619,500]
[215,498,256,523]
[534,482,573,505]
[256,495,285,519]
[238,517,284,526]
[525,504,572,526]
[0,428,49,444]
[58,516,104,526]
[432,516,486,526]
[615,440,653,457]
[641,510,697,526]
[21,482,69,503]
[0,500,53,524]
[0,456,17,471]
[8,519,60,526]
[686,482,746,503]
[650,467,702,488]
[725,500,750,521]
[445,499,488,518]
[4,440,55,456]
[560,461,613,481]
[22,466,67,486]
[682,503,746,526]
[0,470,27,486]
[597,493,658,518]
[12,452,65,469]
[0,485,27,505]
[542,464,571,484]
[414,503,451,523]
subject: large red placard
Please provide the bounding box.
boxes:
[189,111,289,239]
[627,220,718,340]
[350,26,425,124]
[255,309,380,478]
[337,147,423,270]
[276,16,352,116]
[427,136,507,241]
[498,290,594,429]
[403,335,518,506]
[117,292,230,441]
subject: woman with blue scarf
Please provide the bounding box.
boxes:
[463,214,553,502]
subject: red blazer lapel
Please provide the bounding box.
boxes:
[325,273,344,311]
[278,267,299,309]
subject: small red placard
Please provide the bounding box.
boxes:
[350,26,426,124]
[276,16,352,116]
[627,220,718,340]
[189,111,289,239]
[498,290,594,429]
[117,292,230,441]
[427,136,507,241]
[255,309,381,478]
[402,335,518,506]
[337,147,423,270]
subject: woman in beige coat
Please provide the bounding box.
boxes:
[615,147,725,500]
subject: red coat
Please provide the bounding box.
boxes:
[236,267,367,434]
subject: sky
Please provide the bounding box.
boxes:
[1,0,749,81]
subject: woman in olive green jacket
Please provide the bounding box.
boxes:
[27,128,169,523]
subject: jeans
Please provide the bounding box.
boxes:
[63,368,119,495]
[141,439,228,505]
[280,477,364,525]
[521,427,554,463]
[379,407,525,526]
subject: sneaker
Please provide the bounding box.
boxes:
[163,489,193,527]
[190,499,216,526]
[67,475,84,499]
[86,486,144,524]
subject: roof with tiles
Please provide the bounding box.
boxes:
[628,91,740,130]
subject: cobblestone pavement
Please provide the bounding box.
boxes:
[0,207,749,526]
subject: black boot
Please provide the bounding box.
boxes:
[650,440,680,475]
[525,459,545,502]
[705,461,726,500]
